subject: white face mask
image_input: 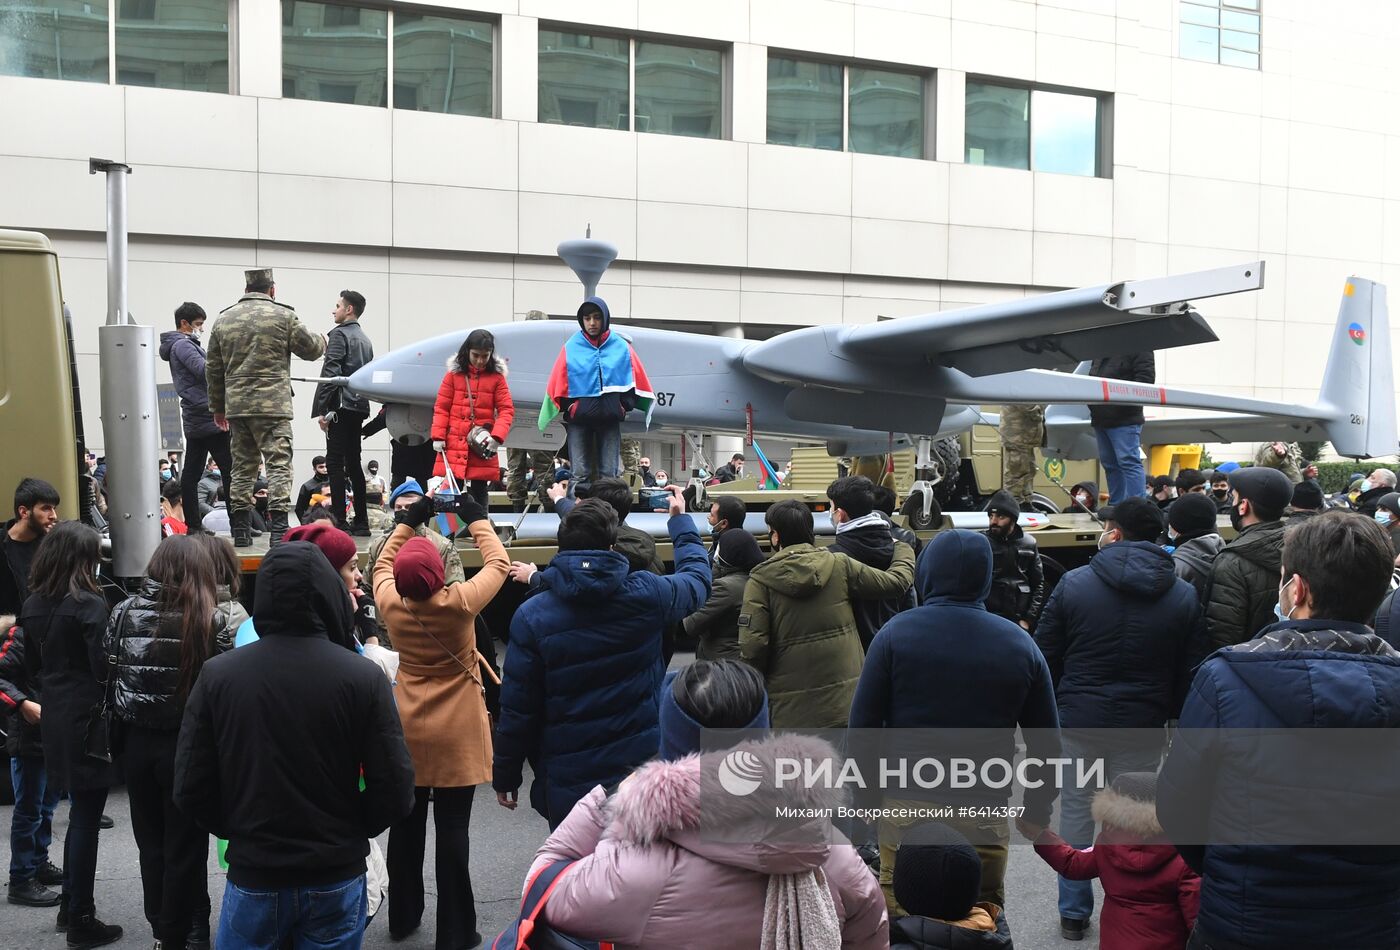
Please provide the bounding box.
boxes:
[1274,575,1297,622]
[1097,530,1115,551]
[829,510,840,532]
[190,329,202,343]
[1361,479,1375,493]
[656,477,668,488]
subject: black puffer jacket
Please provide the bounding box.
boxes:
[105,579,228,731]
[1204,519,1284,650]
[830,516,917,650]
[1170,532,1225,601]
[985,525,1045,627]
[1088,353,1156,429]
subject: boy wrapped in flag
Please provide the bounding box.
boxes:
[539,297,655,495]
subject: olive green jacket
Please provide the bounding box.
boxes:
[740,541,915,728]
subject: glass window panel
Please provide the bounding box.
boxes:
[1219,47,1259,69]
[1180,3,1220,26]
[1179,23,1220,62]
[1220,9,1259,31]
[282,1,387,106]
[116,0,228,93]
[538,30,628,130]
[393,12,493,116]
[1221,29,1259,51]
[0,0,110,83]
[1227,0,1258,9]
[635,41,721,139]
[766,55,842,150]
[849,67,923,158]
[965,81,1029,170]
[1031,89,1098,177]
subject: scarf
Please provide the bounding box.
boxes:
[760,867,842,950]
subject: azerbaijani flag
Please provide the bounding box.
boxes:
[752,439,782,490]
[538,330,655,431]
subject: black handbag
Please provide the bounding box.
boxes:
[83,602,129,763]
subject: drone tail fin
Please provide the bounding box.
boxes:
[1317,278,1397,459]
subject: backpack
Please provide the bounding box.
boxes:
[492,860,615,950]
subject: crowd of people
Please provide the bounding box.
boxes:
[7,269,1400,950]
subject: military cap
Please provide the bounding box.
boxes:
[244,268,274,286]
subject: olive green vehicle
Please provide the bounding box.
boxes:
[0,230,87,522]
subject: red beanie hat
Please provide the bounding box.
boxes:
[394,536,445,600]
[283,521,358,571]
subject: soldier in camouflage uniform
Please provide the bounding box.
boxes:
[505,448,556,512]
[621,439,642,486]
[1000,404,1045,506]
[206,268,326,547]
[1252,441,1306,484]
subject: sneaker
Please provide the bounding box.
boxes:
[66,912,122,949]
[8,878,62,907]
[1060,917,1089,941]
[38,861,63,886]
[98,814,114,830]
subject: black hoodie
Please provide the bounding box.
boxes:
[174,542,415,888]
[830,514,917,650]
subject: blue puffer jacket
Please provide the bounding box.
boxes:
[1157,620,1400,949]
[159,330,221,439]
[1033,540,1207,729]
[493,514,711,828]
[848,530,1061,826]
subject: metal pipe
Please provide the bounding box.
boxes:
[91,159,130,326]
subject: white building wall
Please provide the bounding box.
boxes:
[1,0,1399,476]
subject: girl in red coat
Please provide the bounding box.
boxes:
[431,329,515,508]
[1028,771,1199,950]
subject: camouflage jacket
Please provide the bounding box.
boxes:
[1252,441,1304,483]
[206,293,325,419]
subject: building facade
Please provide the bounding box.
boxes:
[2,0,1399,474]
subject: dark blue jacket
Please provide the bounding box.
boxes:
[493,514,710,828]
[848,530,1061,826]
[159,330,221,439]
[1034,540,1207,729]
[1157,620,1400,949]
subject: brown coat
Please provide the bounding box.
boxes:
[374,521,509,788]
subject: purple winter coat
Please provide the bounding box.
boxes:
[527,734,888,950]
[159,330,221,439]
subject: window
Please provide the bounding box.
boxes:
[1179,0,1260,69]
[116,0,229,93]
[539,29,724,137]
[394,11,493,116]
[965,81,1104,177]
[635,41,722,138]
[282,1,388,106]
[767,55,927,157]
[0,1,110,84]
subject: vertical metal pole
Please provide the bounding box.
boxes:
[90,158,160,579]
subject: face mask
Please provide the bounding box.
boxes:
[1213,488,1228,499]
[1073,493,1089,507]
[656,477,668,488]
[1097,530,1114,551]
[1274,575,1297,623]
[160,470,172,481]
[829,510,840,532]
[1361,479,1375,493]
[1378,511,1393,526]
[1229,503,1245,533]
[191,329,202,343]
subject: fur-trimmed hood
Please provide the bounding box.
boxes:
[1090,785,1178,873]
[603,733,848,876]
[447,353,507,377]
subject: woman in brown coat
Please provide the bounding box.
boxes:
[373,495,509,949]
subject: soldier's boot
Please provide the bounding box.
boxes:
[267,510,289,547]
[230,510,252,548]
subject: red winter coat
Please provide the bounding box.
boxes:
[431,358,515,483]
[1034,786,1199,950]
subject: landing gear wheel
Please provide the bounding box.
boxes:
[901,491,943,531]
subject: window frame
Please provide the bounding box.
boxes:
[964,75,1112,179]
[77,0,237,91]
[539,22,730,138]
[1178,0,1262,70]
[765,49,934,160]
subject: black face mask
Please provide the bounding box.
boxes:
[1229,503,1245,533]
[255,495,269,514]
[1213,488,1229,499]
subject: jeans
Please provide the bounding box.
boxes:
[327,410,369,527]
[125,726,210,942]
[9,755,60,883]
[1094,424,1145,505]
[63,786,109,916]
[388,786,477,947]
[218,875,366,950]
[1057,734,1163,921]
[181,430,233,531]
[567,422,621,494]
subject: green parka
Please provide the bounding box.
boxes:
[1205,519,1285,650]
[740,541,915,728]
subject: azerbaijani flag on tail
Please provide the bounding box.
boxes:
[538,330,656,431]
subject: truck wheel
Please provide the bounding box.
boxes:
[902,491,942,531]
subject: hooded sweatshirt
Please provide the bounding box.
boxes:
[1034,540,1208,730]
[1170,532,1225,601]
[527,734,888,950]
[159,329,221,439]
[740,540,914,729]
[494,513,711,827]
[173,542,416,887]
[830,512,917,650]
[849,530,1061,826]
